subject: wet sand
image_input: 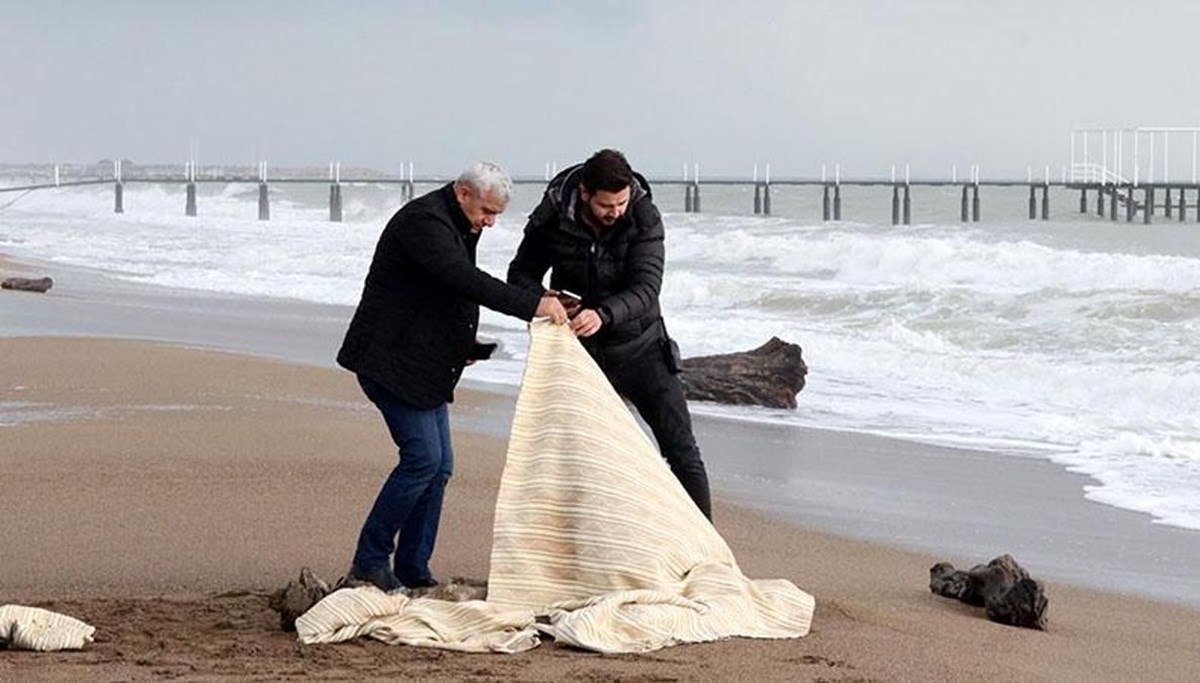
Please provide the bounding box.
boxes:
[3,338,1200,681]
[4,254,1200,680]
[7,253,1200,604]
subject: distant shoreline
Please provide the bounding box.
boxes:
[0,160,404,183]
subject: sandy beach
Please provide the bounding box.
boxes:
[4,256,1200,681]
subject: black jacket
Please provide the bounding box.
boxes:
[338,183,541,409]
[507,164,666,363]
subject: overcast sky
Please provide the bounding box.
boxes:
[4,0,1199,178]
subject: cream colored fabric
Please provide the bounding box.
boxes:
[295,587,539,653]
[488,320,813,652]
[0,604,96,651]
[297,320,814,653]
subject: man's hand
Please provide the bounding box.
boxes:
[570,308,603,337]
[536,294,569,324]
[542,289,582,319]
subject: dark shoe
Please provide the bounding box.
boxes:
[346,565,408,594]
[405,576,439,589]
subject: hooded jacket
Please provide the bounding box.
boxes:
[338,183,541,408]
[507,164,667,364]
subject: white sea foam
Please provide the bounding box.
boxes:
[4,180,1200,530]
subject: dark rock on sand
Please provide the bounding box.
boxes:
[930,554,1048,629]
[268,567,330,632]
[2,276,53,293]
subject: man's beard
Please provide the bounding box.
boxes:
[589,208,619,226]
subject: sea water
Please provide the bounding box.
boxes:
[3,177,1199,532]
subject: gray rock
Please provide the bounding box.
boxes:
[930,554,1048,630]
[2,277,53,293]
[268,567,330,632]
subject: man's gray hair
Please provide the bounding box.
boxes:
[455,160,513,201]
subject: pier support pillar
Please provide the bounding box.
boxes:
[753,183,761,214]
[684,184,693,212]
[822,184,830,221]
[833,184,842,220]
[1144,188,1153,224]
[891,185,900,225]
[1180,188,1187,222]
[902,184,911,225]
[1079,188,1087,213]
[972,184,980,222]
[185,182,197,217]
[1097,186,1104,216]
[329,183,343,222]
[258,182,270,221]
[114,182,124,214]
[1109,186,1117,221]
[1126,186,1135,222]
[961,185,969,222]
[761,183,770,215]
[1165,188,1173,218]
[1041,184,1049,220]
[1028,185,1037,219]
[692,182,702,213]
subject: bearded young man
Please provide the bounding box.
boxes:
[507,149,712,520]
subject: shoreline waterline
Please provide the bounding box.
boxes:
[4,253,1200,610]
[5,182,1200,536]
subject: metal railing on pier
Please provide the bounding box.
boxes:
[5,159,1200,225]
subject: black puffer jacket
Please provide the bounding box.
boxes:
[507,164,666,364]
[338,183,541,409]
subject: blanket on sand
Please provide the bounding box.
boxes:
[297,321,814,653]
[0,605,96,651]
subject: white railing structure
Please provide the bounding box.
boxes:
[1071,127,1200,186]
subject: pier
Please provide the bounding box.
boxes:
[5,127,1200,225]
[4,168,1195,225]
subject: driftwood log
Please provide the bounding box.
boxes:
[1,276,53,293]
[929,554,1048,629]
[680,337,807,409]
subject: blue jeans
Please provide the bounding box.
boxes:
[352,375,453,585]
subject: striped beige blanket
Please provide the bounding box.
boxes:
[0,605,95,651]
[297,320,814,653]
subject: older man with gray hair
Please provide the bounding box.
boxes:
[337,161,569,593]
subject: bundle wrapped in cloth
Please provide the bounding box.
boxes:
[298,321,814,653]
[0,605,96,651]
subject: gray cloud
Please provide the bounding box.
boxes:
[3,0,1198,178]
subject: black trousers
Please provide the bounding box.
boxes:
[602,346,713,520]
